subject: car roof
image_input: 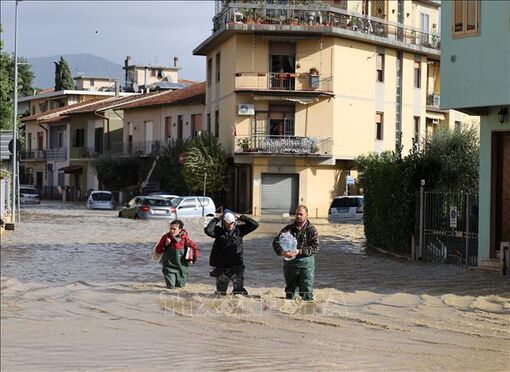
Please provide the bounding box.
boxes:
[334,195,363,199]
[140,195,168,200]
[91,190,112,194]
[20,185,37,189]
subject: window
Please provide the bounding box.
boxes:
[414,61,421,88]
[57,130,64,147]
[216,53,221,82]
[90,79,95,86]
[375,112,383,140]
[207,113,211,133]
[215,110,220,138]
[191,113,202,138]
[28,133,32,152]
[453,0,480,37]
[165,116,172,139]
[414,116,420,142]
[74,128,85,147]
[94,127,103,153]
[207,58,212,86]
[455,120,461,131]
[31,105,35,115]
[376,53,384,82]
[177,115,183,140]
[37,132,44,150]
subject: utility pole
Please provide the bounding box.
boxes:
[11,0,20,225]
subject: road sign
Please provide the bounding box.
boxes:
[449,206,458,228]
[8,139,21,154]
[346,176,355,185]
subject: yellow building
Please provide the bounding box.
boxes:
[194,0,474,216]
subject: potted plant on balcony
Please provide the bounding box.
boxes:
[236,137,250,152]
[309,67,320,89]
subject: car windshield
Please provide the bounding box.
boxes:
[20,188,38,195]
[331,197,363,208]
[143,198,172,207]
[91,193,112,201]
[170,197,183,207]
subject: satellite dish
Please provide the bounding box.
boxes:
[132,83,139,93]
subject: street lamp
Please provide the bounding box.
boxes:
[11,0,21,224]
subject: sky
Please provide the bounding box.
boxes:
[0,0,216,81]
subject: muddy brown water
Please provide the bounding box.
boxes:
[1,201,509,371]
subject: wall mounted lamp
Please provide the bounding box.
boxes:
[498,106,508,124]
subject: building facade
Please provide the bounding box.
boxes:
[441,0,510,263]
[194,0,471,216]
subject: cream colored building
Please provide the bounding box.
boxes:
[194,0,476,216]
[123,56,181,92]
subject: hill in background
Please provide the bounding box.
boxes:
[28,53,123,89]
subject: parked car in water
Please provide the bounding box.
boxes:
[118,196,175,219]
[87,191,116,210]
[170,196,216,218]
[19,185,40,205]
[328,196,364,222]
[148,191,179,200]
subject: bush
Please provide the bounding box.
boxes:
[356,128,479,254]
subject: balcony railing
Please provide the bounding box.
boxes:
[235,135,332,156]
[20,147,66,161]
[213,3,440,51]
[235,72,333,92]
[69,140,177,158]
[427,93,441,107]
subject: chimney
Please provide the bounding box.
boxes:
[114,80,120,97]
[125,56,131,67]
[174,57,178,68]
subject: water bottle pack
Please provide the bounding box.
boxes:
[279,231,298,261]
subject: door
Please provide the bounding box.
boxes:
[261,173,299,214]
[494,131,510,256]
[420,13,430,45]
[36,172,43,189]
[145,121,153,153]
[176,197,199,218]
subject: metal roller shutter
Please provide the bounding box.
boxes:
[261,173,299,214]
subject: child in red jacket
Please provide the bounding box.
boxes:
[153,220,199,289]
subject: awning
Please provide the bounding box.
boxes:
[426,112,446,121]
[58,165,83,174]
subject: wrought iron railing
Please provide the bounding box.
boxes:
[212,3,440,51]
[20,147,67,160]
[235,72,333,92]
[235,135,332,155]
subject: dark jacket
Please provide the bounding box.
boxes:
[273,220,319,258]
[205,215,259,267]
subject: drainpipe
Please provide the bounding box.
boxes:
[37,121,49,148]
[94,111,110,151]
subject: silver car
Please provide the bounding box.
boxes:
[118,196,175,219]
[87,191,116,210]
[328,196,364,222]
[170,196,216,218]
[20,186,41,205]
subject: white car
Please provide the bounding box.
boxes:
[87,191,116,210]
[170,196,216,218]
[19,186,41,204]
[328,196,364,222]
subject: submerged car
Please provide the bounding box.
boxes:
[19,185,40,204]
[328,196,364,222]
[118,196,175,219]
[87,191,116,210]
[170,196,216,218]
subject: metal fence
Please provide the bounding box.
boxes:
[415,188,478,266]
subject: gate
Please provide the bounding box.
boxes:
[415,190,478,266]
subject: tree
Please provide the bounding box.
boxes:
[0,24,35,130]
[54,56,74,91]
[182,134,227,198]
[91,154,153,192]
[157,139,190,195]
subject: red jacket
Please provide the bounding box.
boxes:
[155,229,199,262]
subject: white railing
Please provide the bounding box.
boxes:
[235,135,332,155]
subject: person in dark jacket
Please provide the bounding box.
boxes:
[154,220,199,289]
[273,205,319,301]
[204,210,259,296]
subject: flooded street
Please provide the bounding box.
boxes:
[2,201,509,370]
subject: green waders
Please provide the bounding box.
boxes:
[161,248,189,289]
[283,256,315,301]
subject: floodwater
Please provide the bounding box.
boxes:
[1,201,509,371]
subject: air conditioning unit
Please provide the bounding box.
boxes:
[238,104,255,116]
[432,118,440,124]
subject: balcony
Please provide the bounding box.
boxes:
[20,147,66,161]
[235,72,333,93]
[200,3,440,56]
[235,135,332,156]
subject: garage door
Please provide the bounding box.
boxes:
[261,173,299,214]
